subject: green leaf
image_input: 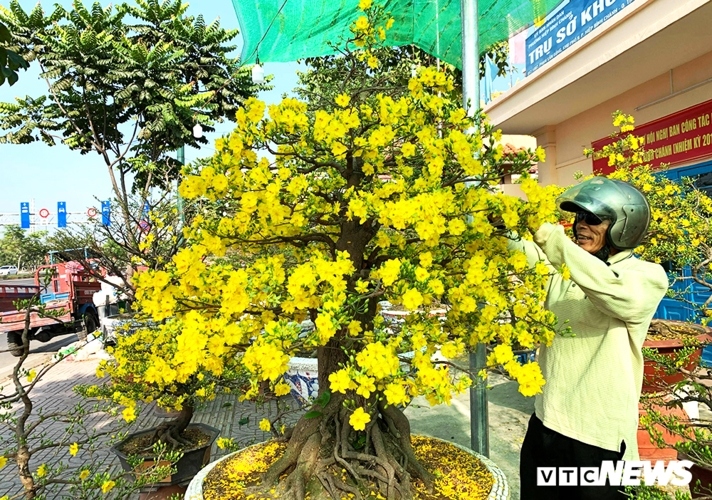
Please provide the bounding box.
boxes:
[304,411,323,419]
[238,416,249,426]
[0,23,10,43]
[313,390,331,408]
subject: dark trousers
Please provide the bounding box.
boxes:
[520,414,627,500]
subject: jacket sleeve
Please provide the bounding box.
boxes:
[533,223,669,324]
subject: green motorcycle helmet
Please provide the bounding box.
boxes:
[557,177,651,250]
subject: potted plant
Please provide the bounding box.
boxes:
[643,320,712,393]
[79,315,250,491]
[121,5,566,498]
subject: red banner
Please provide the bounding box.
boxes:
[592,99,712,175]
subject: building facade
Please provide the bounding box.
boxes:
[486,0,712,320]
[486,0,712,189]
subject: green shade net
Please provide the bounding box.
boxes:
[232,0,561,69]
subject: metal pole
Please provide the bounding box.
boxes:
[461,0,489,457]
[176,145,186,226]
[461,0,480,118]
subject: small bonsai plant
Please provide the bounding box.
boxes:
[0,288,176,500]
[81,316,251,450]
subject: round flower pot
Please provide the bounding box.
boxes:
[111,422,220,488]
[184,436,509,499]
[642,335,710,393]
[678,451,712,498]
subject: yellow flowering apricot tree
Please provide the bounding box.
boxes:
[107,5,563,499]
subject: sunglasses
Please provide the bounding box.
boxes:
[575,211,605,226]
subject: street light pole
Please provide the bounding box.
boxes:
[461,0,489,457]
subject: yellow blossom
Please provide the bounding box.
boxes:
[122,406,136,423]
[216,437,234,449]
[36,464,48,478]
[335,93,350,108]
[355,374,376,399]
[383,382,410,406]
[259,418,272,432]
[274,382,292,396]
[102,480,116,494]
[349,407,371,431]
[69,442,79,457]
[329,369,355,394]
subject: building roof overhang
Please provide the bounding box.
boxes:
[484,0,712,135]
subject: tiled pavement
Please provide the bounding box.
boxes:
[0,355,296,499]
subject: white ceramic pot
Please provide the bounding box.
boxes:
[184,437,508,500]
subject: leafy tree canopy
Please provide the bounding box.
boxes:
[0,226,49,270]
[0,0,264,192]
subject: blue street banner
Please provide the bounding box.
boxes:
[20,202,30,229]
[57,202,67,228]
[101,201,111,227]
[525,0,635,74]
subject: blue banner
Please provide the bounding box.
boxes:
[20,202,30,229]
[57,202,67,228]
[525,0,634,74]
[101,201,111,227]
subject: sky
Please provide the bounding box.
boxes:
[0,0,522,232]
[0,0,303,230]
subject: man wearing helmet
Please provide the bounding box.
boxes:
[513,177,669,499]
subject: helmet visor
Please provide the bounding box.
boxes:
[557,179,618,221]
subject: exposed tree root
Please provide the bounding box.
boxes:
[141,405,195,452]
[247,392,433,500]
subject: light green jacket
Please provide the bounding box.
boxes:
[510,223,668,459]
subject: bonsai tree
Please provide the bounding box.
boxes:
[107,5,565,499]
[0,283,177,500]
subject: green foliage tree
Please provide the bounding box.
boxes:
[297,42,509,111]
[0,19,28,86]
[0,226,49,270]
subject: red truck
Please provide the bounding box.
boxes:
[0,261,102,356]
